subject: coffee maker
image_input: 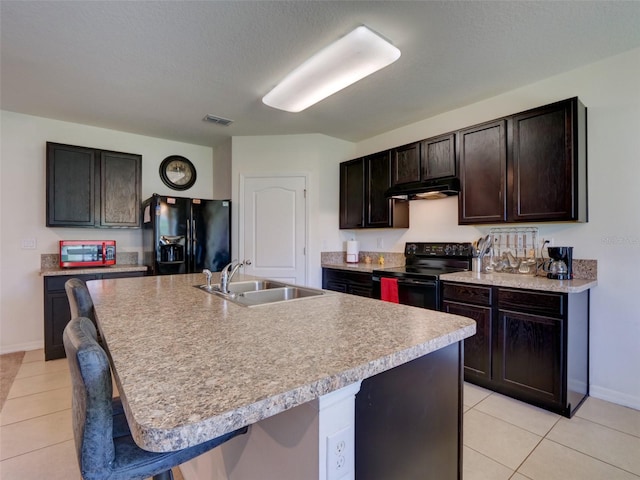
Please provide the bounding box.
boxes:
[546,246,573,280]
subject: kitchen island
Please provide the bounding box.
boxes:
[88,273,475,479]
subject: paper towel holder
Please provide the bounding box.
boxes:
[346,239,359,263]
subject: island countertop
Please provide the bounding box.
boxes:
[88,273,476,453]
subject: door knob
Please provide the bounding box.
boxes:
[244,259,252,266]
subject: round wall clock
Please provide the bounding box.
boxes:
[159,155,197,190]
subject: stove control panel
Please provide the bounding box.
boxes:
[405,242,473,257]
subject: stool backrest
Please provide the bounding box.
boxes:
[63,317,115,480]
[65,278,96,321]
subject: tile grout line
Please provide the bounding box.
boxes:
[0,437,76,463]
[0,404,72,427]
[543,437,640,478]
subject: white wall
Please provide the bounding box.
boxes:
[0,111,216,352]
[231,134,355,288]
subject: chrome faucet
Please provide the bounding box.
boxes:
[202,269,213,289]
[220,260,244,294]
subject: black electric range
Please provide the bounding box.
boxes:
[372,242,473,310]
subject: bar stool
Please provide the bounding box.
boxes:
[63,317,247,480]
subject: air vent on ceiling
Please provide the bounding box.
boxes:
[203,114,234,126]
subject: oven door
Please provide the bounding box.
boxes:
[398,277,439,310]
[373,275,440,311]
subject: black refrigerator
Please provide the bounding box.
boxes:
[142,194,231,276]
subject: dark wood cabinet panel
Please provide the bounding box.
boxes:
[511,98,587,222]
[443,300,492,382]
[46,142,141,228]
[458,97,587,225]
[441,281,589,417]
[423,133,456,180]
[495,309,562,405]
[47,143,97,227]
[458,120,507,224]
[339,153,409,229]
[100,151,141,227]
[366,151,393,227]
[322,268,372,298]
[339,159,365,229]
[44,271,144,360]
[391,142,421,185]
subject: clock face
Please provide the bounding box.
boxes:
[159,156,196,190]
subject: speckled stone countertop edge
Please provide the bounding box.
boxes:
[40,264,148,276]
[440,271,597,293]
[131,324,475,452]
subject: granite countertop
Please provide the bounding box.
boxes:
[41,264,148,276]
[40,251,148,276]
[321,261,403,273]
[440,271,596,293]
[88,273,476,452]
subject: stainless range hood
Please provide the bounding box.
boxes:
[385,177,460,200]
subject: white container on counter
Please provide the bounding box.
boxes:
[346,240,359,263]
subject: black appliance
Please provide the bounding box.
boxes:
[372,242,473,310]
[546,246,574,280]
[385,177,460,200]
[142,194,231,276]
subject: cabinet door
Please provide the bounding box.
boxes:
[365,151,392,227]
[339,159,365,229]
[391,142,421,185]
[100,151,142,227]
[443,300,492,382]
[422,133,456,180]
[458,120,507,224]
[511,98,582,222]
[46,143,97,227]
[495,309,563,408]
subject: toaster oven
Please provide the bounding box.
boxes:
[59,240,116,268]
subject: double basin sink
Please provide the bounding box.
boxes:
[195,279,329,307]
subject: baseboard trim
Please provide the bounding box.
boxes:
[0,341,43,355]
[590,385,640,411]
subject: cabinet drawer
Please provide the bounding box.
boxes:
[498,288,564,317]
[442,282,492,306]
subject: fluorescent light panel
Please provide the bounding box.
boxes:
[262,26,401,113]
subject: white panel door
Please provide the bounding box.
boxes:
[241,175,307,285]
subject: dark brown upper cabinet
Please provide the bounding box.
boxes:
[510,98,587,222]
[391,142,421,185]
[47,142,142,228]
[459,120,508,224]
[458,97,587,225]
[340,152,409,229]
[422,133,456,180]
[390,133,456,187]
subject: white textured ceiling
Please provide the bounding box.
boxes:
[2,1,640,148]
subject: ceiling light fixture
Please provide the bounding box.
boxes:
[262,25,401,113]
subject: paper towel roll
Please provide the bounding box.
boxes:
[346,240,359,263]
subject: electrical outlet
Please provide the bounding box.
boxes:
[21,238,37,249]
[327,426,352,480]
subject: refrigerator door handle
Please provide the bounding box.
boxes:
[191,219,197,272]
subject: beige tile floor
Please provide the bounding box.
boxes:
[1,349,639,479]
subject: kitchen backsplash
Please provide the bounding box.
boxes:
[321,251,405,266]
[321,251,597,281]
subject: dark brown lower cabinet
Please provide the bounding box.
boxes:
[322,268,373,298]
[356,342,462,480]
[44,271,145,360]
[442,282,589,417]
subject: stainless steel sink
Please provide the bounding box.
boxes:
[195,280,329,307]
